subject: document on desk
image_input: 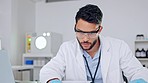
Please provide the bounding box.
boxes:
[62,81,90,83]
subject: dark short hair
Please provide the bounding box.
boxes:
[75,4,103,24]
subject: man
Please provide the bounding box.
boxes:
[40,4,148,83]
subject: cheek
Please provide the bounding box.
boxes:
[77,38,83,43]
[90,36,97,40]
[91,38,98,43]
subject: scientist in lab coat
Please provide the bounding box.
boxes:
[40,4,148,83]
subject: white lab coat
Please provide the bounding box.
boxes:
[40,35,148,83]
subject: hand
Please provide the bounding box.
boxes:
[50,80,62,83]
[130,79,147,83]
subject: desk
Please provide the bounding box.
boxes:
[16,81,90,83]
[12,66,34,81]
[62,81,90,83]
[15,81,39,83]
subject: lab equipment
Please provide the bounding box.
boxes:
[135,48,141,57]
[136,34,145,40]
[25,59,34,65]
[141,48,146,57]
[26,32,62,57]
[146,49,148,58]
[135,48,147,58]
[26,33,32,53]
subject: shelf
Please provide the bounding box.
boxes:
[23,53,53,58]
[12,65,34,70]
[137,58,148,61]
[135,40,148,43]
[23,65,44,68]
[33,65,44,68]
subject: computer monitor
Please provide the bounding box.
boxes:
[0,50,15,83]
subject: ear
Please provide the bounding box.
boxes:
[97,26,103,35]
[98,26,103,32]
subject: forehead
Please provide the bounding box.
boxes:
[76,19,98,31]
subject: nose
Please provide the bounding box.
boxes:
[83,33,90,37]
[83,33,89,41]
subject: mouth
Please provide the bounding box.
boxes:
[81,42,91,48]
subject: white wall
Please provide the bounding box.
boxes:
[100,0,148,52]
[36,0,148,52]
[15,0,36,65]
[0,0,12,63]
[0,0,35,65]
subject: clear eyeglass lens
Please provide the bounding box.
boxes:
[76,32,96,38]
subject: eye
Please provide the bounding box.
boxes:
[90,33,94,34]
[78,32,84,34]
[89,33,95,35]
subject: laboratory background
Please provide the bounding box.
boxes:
[0,0,148,82]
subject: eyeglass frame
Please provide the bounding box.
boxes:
[74,26,101,38]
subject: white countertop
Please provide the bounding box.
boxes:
[12,65,34,70]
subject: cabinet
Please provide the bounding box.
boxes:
[135,40,148,67]
[22,53,52,81]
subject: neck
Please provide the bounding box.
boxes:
[87,39,100,58]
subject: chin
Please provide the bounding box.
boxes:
[82,46,89,49]
[83,47,91,50]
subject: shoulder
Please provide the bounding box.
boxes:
[60,39,78,49]
[104,36,123,42]
[101,36,129,48]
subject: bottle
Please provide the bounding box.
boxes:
[135,48,141,58]
[141,34,144,40]
[141,48,146,57]
[146,48,148,58]
[136,34,140,40]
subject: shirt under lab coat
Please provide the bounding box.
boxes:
[40,35,148,83]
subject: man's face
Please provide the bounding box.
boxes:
[75,19,101,50]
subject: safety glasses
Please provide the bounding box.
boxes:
[74,26,100,38]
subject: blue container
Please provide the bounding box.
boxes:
[25,60,33,65]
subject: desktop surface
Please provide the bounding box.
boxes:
[62,81,90,83]
[16,81,90,83]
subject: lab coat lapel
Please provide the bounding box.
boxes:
[76,49,85,72]
[75,39,87,80]
[100,36,111,83]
